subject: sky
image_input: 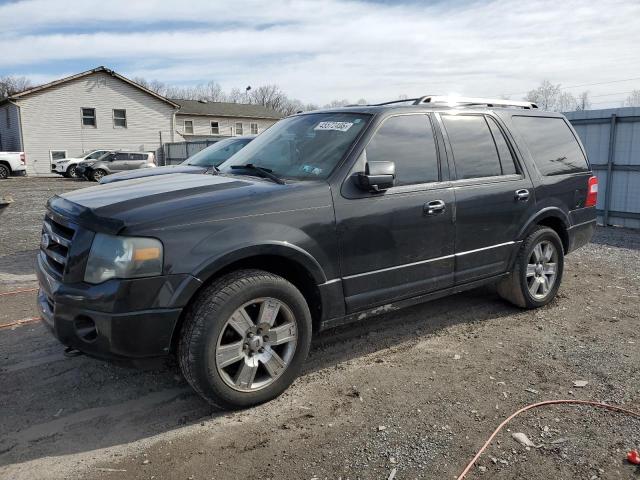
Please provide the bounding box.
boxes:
[1,0,640,107]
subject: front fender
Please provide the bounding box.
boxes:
[193,241,328,285]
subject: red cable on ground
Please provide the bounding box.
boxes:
[0,316,41,329]
[0,287,39,296]
[457,400,640,480]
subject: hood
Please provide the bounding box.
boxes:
[100,165,206,184]
[50,173,331,235]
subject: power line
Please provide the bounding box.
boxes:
[499,76,640,97]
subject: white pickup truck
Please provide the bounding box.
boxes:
[0,152,27,179]
[52,150,111,178]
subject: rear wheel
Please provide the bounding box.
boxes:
[91,169,106,182]
[0,164,9,179]
[497,226,564,308]
[178,269,312,409]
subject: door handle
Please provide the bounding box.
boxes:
[424,200,446,215]
[515,189,530,201]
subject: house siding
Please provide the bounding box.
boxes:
[0,102,23,152]
[176,114,277,139]
[18,71,175,175]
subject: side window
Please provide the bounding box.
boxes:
[512,116,588,176]
[131,153,145,161]
[441,115,501,179]
[365,114,439,186]
[115,153,129,161]
[486,117,517,175]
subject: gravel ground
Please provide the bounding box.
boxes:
[0,177,639,480]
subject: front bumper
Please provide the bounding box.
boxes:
[36,254,201,360]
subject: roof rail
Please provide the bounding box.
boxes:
[374,98,421,106]
[414,96,538,109]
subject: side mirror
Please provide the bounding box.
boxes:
[356,161,395,192]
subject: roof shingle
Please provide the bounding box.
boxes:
[172,99,282,119]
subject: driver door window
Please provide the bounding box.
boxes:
[365,114,439,186]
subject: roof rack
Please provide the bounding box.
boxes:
[414,96,538,109]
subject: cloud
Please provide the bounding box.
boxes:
[1,0,639,104]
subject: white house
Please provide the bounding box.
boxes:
[0,66,178,175]
[173,99,281,141]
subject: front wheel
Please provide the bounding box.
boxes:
[178,269,312,409]
[497,226,564,308]
[65,165,77,178]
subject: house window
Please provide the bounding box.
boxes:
[184,120,194,134]
[250,123,258,135]
[49,150,67,162]
[81,108,96,127]
[211,121,219,135]
[235,122,243,135]
[113,109,127,128]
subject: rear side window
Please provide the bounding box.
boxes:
[442,115,502,179]
[512,116,588,176]
[366,114,439,186]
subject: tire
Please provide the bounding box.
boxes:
[178,269,312,409]
[66,165,77,178]
[91,169,106,182]
[497,226,564,309]
[0,164,9,179]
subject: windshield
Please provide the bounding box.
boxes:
[218,113,370,180]
[182,138,252,167]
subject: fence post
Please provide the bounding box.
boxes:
[603,114,617,226]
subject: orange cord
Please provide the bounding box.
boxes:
[0,287,38,296]
[0,316,41,329]
[457,400,640,479]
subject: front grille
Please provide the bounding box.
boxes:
[41,215,76,278]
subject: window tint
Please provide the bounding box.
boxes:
[365,114,439,186]
[512,116,588,176]
[486,117,517,175]
[442,115,501,179]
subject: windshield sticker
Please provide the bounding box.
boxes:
[314,121,354,132]
[302,165,323,175]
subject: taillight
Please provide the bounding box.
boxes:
[20,153,26,165]
[585,176,598,207]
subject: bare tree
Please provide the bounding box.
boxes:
[0,76,33,99]
[624,90,640,107]
[556,91,578,112]
[525,80,562,110]
[576,91,591,111]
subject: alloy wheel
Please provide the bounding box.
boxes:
[215,297,298,392]
[526,240,558,300]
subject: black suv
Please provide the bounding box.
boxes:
[37,96,597,409]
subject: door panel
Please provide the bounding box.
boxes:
[110,153,130,172]
[453,178,535,282]
[336,187,455,312]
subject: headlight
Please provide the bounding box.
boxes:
[84,233,163,284]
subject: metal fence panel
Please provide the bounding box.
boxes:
[566,107,640,228]
[160,140,223,165]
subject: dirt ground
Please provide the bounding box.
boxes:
[0,176,639,480]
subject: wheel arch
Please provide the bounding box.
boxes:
[170,244,327,352]
[518,207,570,253]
